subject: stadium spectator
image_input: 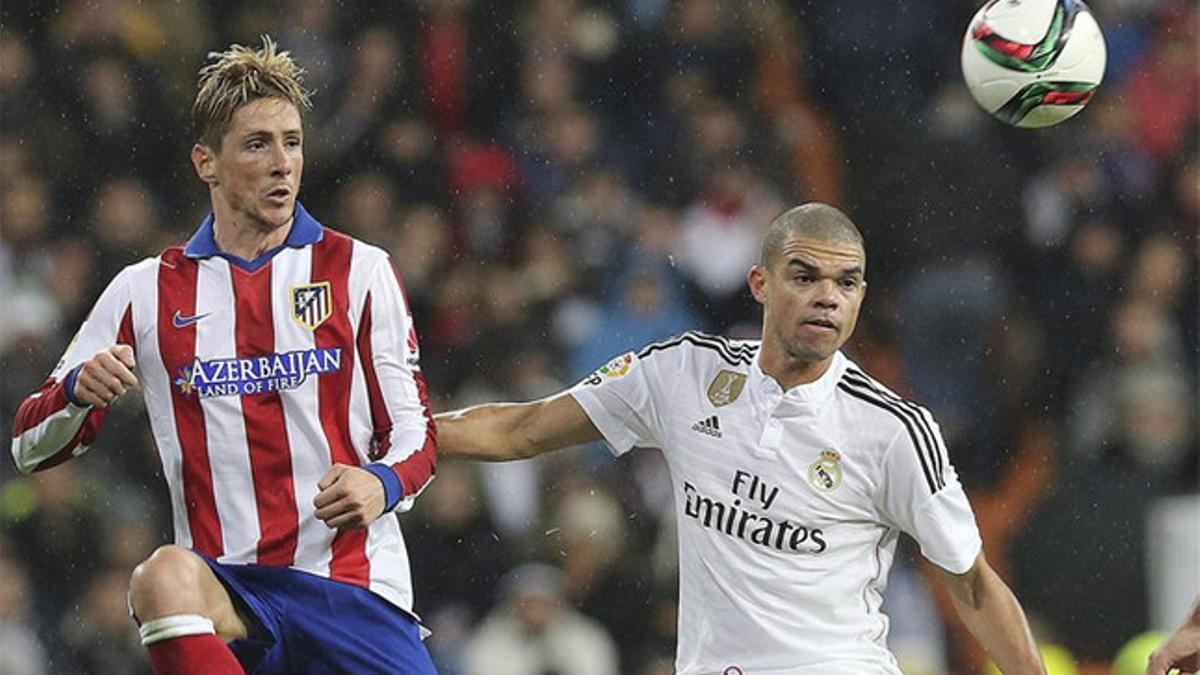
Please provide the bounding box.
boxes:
[333,170,401,245]
[314,26,409,167]
[1121,4,1200,163]
[462,562,619,675]
[88,177,163,281]
[0,548,49,675]
[675,159,784,331]
[405,462,505,674]
[549,482,657,671]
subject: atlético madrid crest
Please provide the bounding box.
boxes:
[291,282,332,330]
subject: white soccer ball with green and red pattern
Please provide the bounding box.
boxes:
[961,0,1107,128]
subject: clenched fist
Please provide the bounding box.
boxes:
[313,464,386,530]
[74,345,138,407]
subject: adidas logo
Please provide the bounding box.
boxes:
[691,415,722,438]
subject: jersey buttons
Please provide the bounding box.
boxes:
[757,416,783,456]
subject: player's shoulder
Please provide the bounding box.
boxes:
[834,360,940,442]
[315,225,382,259]
[311,226,399,282]
[130,254,166,274]
[637,330,759,368]
[112,251,172,286]
[574,331,759,392]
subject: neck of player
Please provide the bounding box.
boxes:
[758,339,835,391]
[213,213,292,261]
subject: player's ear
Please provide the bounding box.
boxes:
[191,143,218,185]
[748,265,768,305]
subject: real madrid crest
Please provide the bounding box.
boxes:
[807,448,843,492]
[291,281,333,330]
[707,370,747,407]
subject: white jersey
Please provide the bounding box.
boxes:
[570,331,981,675]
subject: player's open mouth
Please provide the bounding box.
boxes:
[266,186,291,200]
[802,318,838,332]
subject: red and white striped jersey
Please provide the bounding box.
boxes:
[11,205,436,613]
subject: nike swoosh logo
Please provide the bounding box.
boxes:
[172,310,210,329]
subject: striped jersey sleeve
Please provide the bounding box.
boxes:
[11,263,140,473]
[356,253,436,513]
[838,368,981,574]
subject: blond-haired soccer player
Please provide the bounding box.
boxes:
[437,203,1046,674]
[11,38,437,674]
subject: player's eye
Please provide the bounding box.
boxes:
[841,278,860,289]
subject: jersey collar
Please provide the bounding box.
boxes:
[184,202,325,271]
[751,349,848,410]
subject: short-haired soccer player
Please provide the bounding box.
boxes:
[11,38,437,675]
[436,203,1046,674]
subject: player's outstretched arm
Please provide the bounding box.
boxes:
[936,553,1046,675]
[435,391,603,461]
[1147,596,1200,675]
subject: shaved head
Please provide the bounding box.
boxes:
[759,203,864,269]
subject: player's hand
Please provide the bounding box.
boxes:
[313,464,386,530]
[74,345,138,407]
[1147,624,1200,675]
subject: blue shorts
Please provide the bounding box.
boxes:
[199,555,437,675]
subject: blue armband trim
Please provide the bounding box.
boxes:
[63,364,88,407]
[364,463,403,513]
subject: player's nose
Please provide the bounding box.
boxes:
[269,143,292,175]
[812,279,839,308]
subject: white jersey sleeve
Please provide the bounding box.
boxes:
[874,419,982,574]
[568,349,674,456]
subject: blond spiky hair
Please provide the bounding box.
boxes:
[192,35,312,149]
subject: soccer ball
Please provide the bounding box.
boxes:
[961,0,1106,128]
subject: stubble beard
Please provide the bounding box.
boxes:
[244,194,294,233]
[777,322,837,367]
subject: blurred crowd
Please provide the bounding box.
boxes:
[0,1,1196,674]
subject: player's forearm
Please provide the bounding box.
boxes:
[436,392,601,461]
[11,377,96,473]
[947,559,1045,675]
[434,402,544,461]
